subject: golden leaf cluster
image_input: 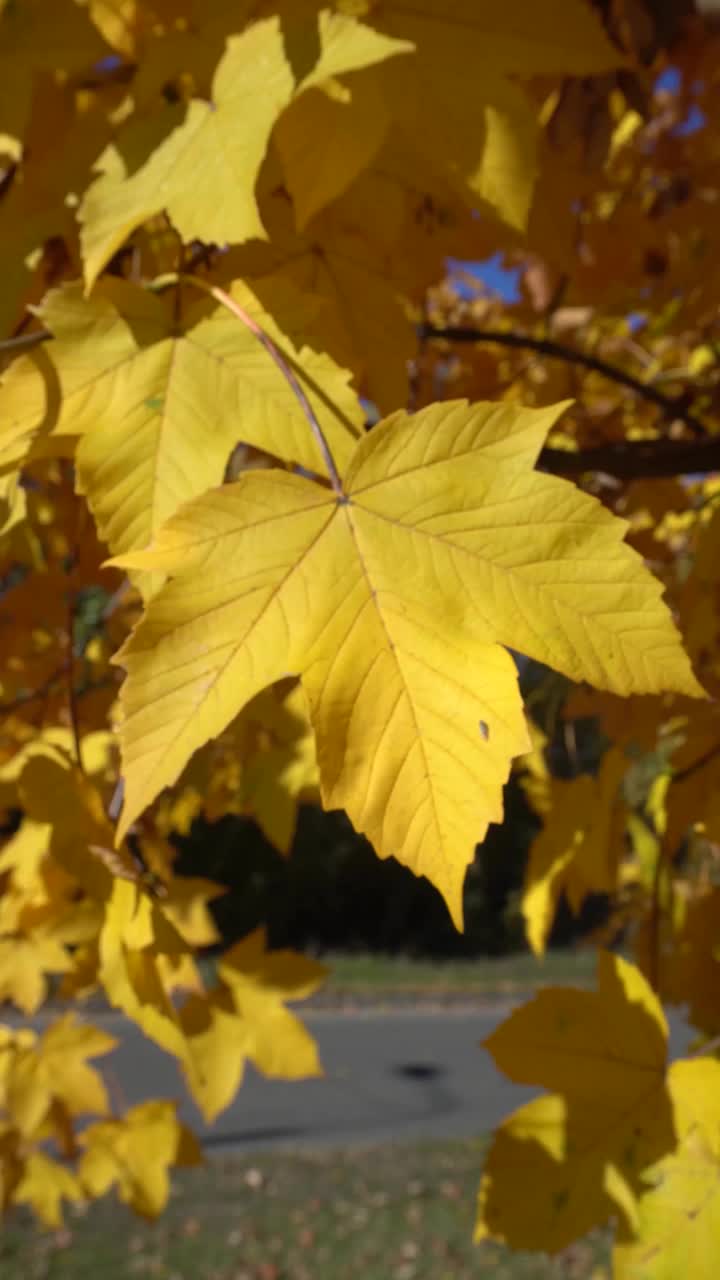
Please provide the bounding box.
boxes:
[1,1,720,1272]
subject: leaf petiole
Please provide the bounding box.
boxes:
[157,272,346,498]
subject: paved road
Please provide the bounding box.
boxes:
[42,1003,693,1153]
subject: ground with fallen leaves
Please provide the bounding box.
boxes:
[2,1138,610,1279]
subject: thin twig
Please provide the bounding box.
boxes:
[0,330,51,356]
[673,741,720,785]
[690,1032,720,1059]
[101,578,134,620]
[178,273,346,497]
[421,324,708,438]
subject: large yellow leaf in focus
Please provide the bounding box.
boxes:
[79,11,412,287]
[0,278,362,588]
[112,400,700,925]
[522,747,628,954]
[614,1058,720,1279]
[80,1100,202,1218]
[476,952,675,1253]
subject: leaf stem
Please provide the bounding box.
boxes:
[176,273,346,497]
[690,1032,720,1059]
[0,330,51,356]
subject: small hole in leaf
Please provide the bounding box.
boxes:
[479,720,489,740]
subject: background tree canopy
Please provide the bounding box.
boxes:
[2,1,720,1273]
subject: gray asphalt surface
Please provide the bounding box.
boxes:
[31,1003,693,1153]
[112,1005,532,1152]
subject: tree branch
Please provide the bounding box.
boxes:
[420,324,709,438]
[538,435,720,479]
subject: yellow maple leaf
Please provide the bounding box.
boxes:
[373,0,622,78]
[0,818,51,895]
[234,156,477,411]
[0,277,362,594]
[161,928,323,1119]
[179,930,324,1123]
[5,1013,116,1137]
[239,681,320,852]
[112,399,700,926]
[372,0,622,231]
[0,936,72,1014]
[179,989,250,1123]
[217,928,325,1079]
[0,70,114,342]
[159,876,224,948]
[0,473,26,540]
[98,879,190,1061]
[79,11,412,287]
[80,1100,202,1218]
[275,69,393,230]
[180,679,319,853]
[614,1058,720,1279]
[522,747,628,954]
[664,887,720,1037]
[476,952,675,1254]
[12,1152,84,1229]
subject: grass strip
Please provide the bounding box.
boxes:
[2,1138,610,1279]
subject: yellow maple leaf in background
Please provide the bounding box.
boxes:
[80,1099,202,1218]
[179,928,325,1122]
[178,990,249,1124]
[4,1013,115,1138]
[476,952,675,1254]
[159,876,223,948]
[614,1058,720,1279]
[0,936,72,1014]
[79,11,412,287]
[98,878,189,1061]
[372,0,622,232]
[178,679,319,854]
[522,747,628,954]
[13,1151,83,1228]
[217,928,325,1079]
[0,473,26,539]
[275,69,393,230]
[112,399,701,927]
